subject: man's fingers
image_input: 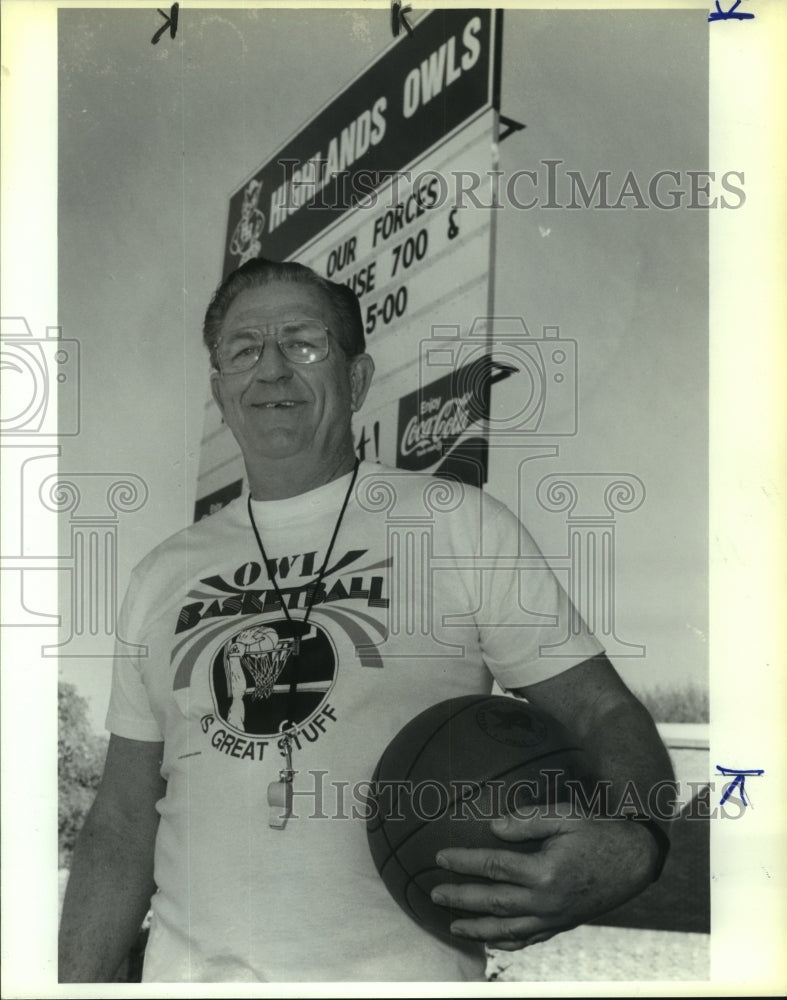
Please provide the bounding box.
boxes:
[448,913,574,950]
[486,939,532,952]
[447,914,543,948]
[525,929,562,946]
[431,880,537,917]
[484,928,564,951]
[436,847,544,886]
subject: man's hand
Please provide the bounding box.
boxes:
[430,804,661,950]
[428,655,675,950]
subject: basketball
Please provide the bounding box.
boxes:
[366,694,590,942]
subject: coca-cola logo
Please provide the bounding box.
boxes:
[396,360,490,472]
[400,391,473,459]
[396,357,516,474]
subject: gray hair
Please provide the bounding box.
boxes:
[203,258,366,369]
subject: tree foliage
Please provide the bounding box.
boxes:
[635,681,709,723]
[58,681,108,868]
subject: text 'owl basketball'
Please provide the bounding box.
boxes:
[366,695,589,942]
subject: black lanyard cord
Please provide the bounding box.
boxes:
[246,459,360,732]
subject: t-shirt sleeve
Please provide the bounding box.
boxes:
[478,500,605,690]
[105,566,164,741]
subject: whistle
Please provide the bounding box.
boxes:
[267,775,294,830]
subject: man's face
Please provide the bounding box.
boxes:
[210,280,373,467]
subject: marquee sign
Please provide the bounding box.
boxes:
[196,10,504,516]
[222,9,500,272]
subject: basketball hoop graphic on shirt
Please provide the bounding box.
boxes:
[210,618,337,736]
[232,625,300,701]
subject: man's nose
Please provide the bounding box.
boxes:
[252,337,292,380]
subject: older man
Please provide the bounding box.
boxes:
[59,258,674,982]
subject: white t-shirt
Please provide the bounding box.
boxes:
[106,463,603,982]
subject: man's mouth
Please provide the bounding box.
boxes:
[252,401,300,409]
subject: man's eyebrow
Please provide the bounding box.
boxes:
[224,313,321,326]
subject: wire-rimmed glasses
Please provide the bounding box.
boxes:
[215,319,334,374]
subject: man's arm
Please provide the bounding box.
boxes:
[59,735,166,982]
[515,652,675,826]
[432,654,676,949]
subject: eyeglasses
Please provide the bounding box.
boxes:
[215,319,334,374]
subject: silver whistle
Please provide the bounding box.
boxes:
[267,734,294,830]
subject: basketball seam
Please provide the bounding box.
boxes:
[400,696,500,783]
[376,745,583,876]
[371,696,500,865]
[370,697,495,839]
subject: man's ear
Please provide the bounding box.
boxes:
[349,353,375,413]
[210,371,226,418]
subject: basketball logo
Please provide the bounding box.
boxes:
[209,618,337,736]
[475,702,548,747]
